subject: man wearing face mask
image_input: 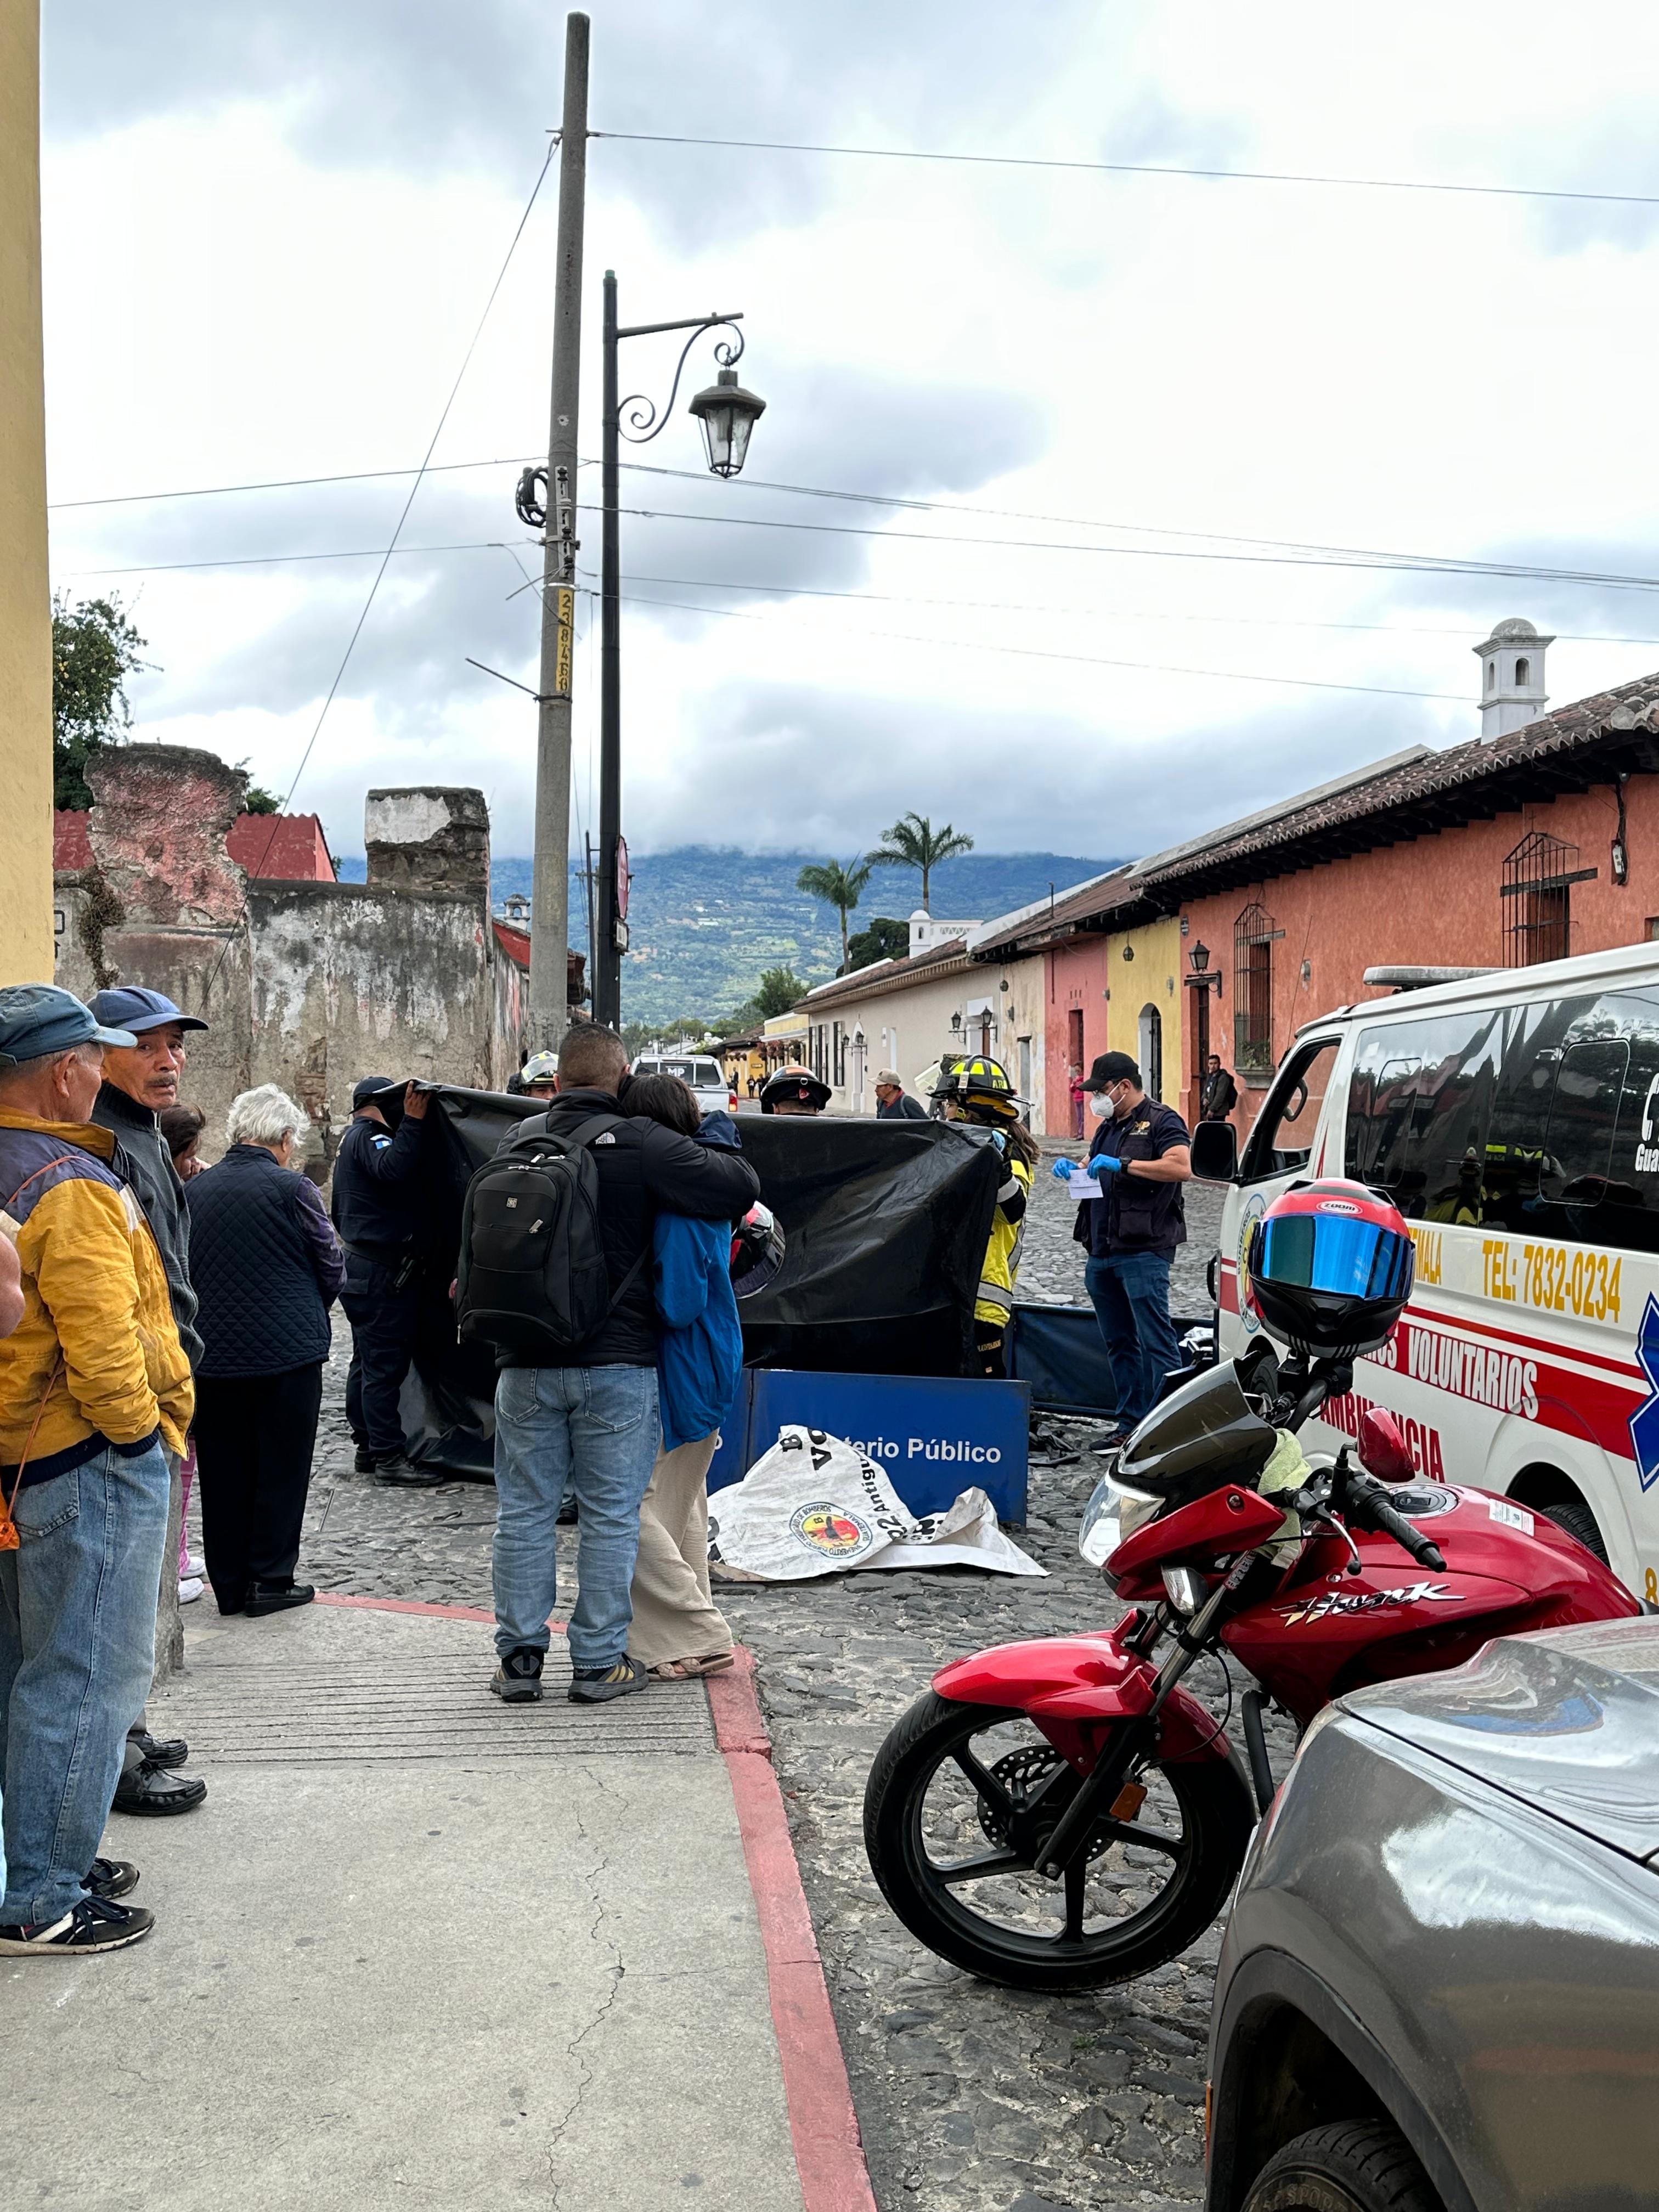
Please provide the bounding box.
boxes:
[1059,1051,1192,1448]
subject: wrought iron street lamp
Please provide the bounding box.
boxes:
[591,273,765,1026]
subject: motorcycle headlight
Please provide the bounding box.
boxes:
[1161,1565,1207,1615]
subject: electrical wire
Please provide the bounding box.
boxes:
[47,455,541,514]
[57,539,538,580]
[204,138,555,988]
[575,578,1469,703]
[592,129,1659,211]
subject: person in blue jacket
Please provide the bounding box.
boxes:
[622,1074,742,1680]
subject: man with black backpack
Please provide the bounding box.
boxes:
[461,1024,758,1705]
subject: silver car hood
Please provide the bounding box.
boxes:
[1338,1617,1659,1866]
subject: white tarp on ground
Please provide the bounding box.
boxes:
[708,1424,1045,1582]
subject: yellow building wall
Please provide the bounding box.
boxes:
[1105,916,1184,1108]
[0,0,54,984]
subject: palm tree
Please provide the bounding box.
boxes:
[867,811,975,913]
[797,856,873,972]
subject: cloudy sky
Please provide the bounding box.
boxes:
[40,1,1659,865]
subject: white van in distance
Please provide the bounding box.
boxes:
[1195,939,1659,1600]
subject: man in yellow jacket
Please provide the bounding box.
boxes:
[0,986,194,1956]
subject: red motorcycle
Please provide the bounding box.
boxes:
[863,1184,1641,1991]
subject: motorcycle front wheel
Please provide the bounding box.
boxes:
[863,1690,1255,1991]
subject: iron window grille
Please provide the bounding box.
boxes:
[1500,831,1596,967]
[1234,901,1280,1074]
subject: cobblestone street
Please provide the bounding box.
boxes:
[258,1163,1245,2212]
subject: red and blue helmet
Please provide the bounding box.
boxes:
[1244,1178,1414,1357]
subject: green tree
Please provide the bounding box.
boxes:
[796,856,873,972]
[845,915,910,972]
[754,965,805,1019]
[52,592,149,808]
[867,810,975,913]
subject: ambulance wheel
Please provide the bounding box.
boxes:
[1543,1495,1608,1564]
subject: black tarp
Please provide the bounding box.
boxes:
[385,1087,1003,1475]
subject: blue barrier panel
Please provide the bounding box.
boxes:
[727,1368,1030,1523]
[704,1372,754,1493]
[1007,1302,1119,1418]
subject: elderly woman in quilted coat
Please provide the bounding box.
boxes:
[185,1086,345,1617]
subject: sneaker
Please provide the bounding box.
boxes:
[374,1454,445,1489]
[353,1445,376,1474]
[490,1646,544,1703]
[183,1552,206,1579]
[569,1655,650,1705]
[179,1575,206,1605]
[84,1858,139,1901]
[0,1895,155,1955]
[245,1580,316,1617]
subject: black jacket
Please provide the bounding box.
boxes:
[877,1093,928,1121]
[331,1110,431,1257]
[92,1080,204,1369]
[496,1087,760,1369]
[187,1145,346,1378]
[1075,1098,1190,1259]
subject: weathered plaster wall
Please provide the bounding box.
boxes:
[0,0,54,984]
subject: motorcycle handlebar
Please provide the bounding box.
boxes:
[1351,1487,1447,1575]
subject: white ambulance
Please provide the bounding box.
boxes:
[1197,939,1659,1600]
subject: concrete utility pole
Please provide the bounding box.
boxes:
[527,12,589,1052]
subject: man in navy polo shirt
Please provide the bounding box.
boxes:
[1066,1051,1193,1445]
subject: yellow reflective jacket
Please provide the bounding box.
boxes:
[0,1110,194,1481]
[975,1143,1033,1325]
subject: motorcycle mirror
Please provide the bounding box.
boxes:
[1358,1408,1415,1485]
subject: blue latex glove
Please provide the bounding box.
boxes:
[1091,1154,1124,1174]
[1051,1157,1083,1181]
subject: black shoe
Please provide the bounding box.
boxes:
[245,1580,316,1617]
[112,1759,208,1816]
[353,1444,376,1474]
[0,1895,156,1955]
[569,1655,649,1705]
[490,1646,545,1703]
[374,1454,445,1488]
[216,1590,246,1616]
[84,1857,140,1901]
[128,1729,188,1770]
[1091,1430,1133,1457]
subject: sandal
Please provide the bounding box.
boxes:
[649,1653,736,1680]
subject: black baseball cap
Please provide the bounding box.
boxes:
[352,1075,399,1110]
[1086,1051,1141,1091]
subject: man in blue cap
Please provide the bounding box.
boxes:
[88,988,211,1818]
[0,985,194,1955]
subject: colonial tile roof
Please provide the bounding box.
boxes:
[1138,670,1659,901]
[792,938,970,1012]
[493,919,529,968]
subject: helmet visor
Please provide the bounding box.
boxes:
[1255,1212,1413,1301]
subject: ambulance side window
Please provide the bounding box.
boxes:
[1345,1009,1503,1219]
[1239,1039,1339,1180]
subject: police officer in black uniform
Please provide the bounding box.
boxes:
[332,1076,445,1487]
[1071,1050,1193,1447]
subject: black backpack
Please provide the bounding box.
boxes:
[454,1113,645,1360]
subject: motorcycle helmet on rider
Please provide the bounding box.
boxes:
[1244,1178,1415,1357]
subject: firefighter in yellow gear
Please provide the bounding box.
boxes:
[936,1056,1039,1378]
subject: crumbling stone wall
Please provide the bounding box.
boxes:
[365,787,489,897]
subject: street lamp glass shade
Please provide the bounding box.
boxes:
[689,367,766,478]
[1189,941,1211,975]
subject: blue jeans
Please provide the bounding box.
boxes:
[492,1365,661,1671]
[0,1440,170,1926]
[1086,1252,1181,1434]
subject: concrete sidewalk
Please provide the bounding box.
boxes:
[3,1599,822,2212]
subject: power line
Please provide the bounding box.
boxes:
[47,455,541,513]
[587,567,1659,650]
[576,500,1659,597]
[592,129,1659,211]
[575,578,1469,703]
[57,539,537,580]
[206,139,555,985]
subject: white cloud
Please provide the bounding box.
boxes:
[41,1,1659,866]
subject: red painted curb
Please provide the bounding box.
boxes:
[314,1591,566,1632]
[710,1649,879,2212]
